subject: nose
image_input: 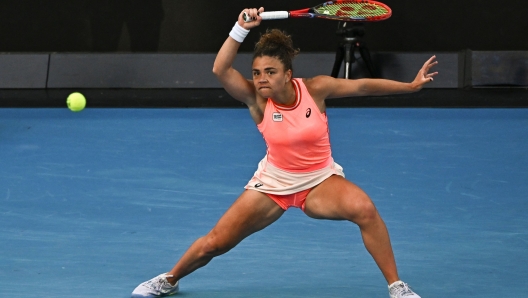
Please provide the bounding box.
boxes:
[254,73,268,83]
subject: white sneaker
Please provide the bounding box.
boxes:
[131,273,179,297]
[388,281,421,298]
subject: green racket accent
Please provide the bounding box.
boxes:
[315,3,389,18]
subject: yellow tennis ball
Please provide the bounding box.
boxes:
[67,92,86,112]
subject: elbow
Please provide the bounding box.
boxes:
[356,79,371,96]
[212,58,223,76]
[212,65,221,77]
[212,64,228,79]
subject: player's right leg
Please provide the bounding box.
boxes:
[131,189,285,297]
[167,189,285,280]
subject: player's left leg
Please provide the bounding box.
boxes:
[303,175,420,298]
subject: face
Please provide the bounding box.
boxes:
[252,55,292,98]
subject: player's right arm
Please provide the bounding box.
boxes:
[212,8,263,106]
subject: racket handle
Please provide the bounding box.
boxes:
[259,11,289,20]
[243,11,289,22]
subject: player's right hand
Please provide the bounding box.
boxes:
[238,7,264,29]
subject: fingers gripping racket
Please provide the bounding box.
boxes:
[244,0,392,22]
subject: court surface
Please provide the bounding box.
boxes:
[1,107,527,298]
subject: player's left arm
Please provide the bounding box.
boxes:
[309,55,438,100]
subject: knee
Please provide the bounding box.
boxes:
[199,232,232,257]
[349,197,379,226]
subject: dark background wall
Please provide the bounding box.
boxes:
[0,0,527,53]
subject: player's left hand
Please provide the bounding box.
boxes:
[411,55,438,90]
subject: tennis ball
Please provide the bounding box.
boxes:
[67,92,86,112]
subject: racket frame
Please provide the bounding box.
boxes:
[246,0,392,22]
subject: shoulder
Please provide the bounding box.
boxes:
[303,75,368,99]
[297,76,337,113]
[301,76,338,101]
[302,75,335,89]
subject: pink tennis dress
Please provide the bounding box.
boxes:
[245,78,344,210]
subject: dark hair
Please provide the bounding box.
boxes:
[253,29,300,71]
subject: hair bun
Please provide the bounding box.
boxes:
[254,29,300,71]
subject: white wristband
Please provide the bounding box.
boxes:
[229,22,250,43]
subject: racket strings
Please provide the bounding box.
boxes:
[316,3,388,17]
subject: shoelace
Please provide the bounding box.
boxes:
[393,283,414,297]
[158,275,176,292]
[146,275,174,293]
[156,277,168,292]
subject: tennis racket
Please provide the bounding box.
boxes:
[244,0,392,22]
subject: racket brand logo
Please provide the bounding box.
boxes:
[306,108,311,118]
[272,112,283,122]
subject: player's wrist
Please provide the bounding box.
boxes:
[408,81,422,92]
[229,22,250,43]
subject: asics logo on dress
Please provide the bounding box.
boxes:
[306,108,311,118]
[255,183,263,188]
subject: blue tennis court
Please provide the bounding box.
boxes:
[1,107,527,297]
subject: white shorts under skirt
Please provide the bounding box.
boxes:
[244,156,345,195]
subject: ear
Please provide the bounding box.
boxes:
[285,69,293,83]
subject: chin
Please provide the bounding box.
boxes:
[258,88,273,98]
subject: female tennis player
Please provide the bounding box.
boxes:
[132,7,437,298]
